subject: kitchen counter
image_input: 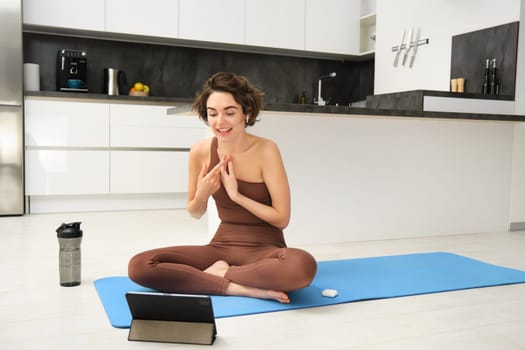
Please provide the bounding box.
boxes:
[247,110,520,243]
[366,89,518,117]
[24,90,194,106]
[22,91,525,238]
[25,90,525,122]
[367,89,514,107]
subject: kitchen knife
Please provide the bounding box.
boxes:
[409,27,420,68]
[402,27,413,66]
[393,29,406,67]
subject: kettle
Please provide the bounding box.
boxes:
[103,68,127,95]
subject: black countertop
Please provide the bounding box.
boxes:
[369,89,515,102]
[364,90,522,121]
[25,90,525,122]
[24,90,194,105]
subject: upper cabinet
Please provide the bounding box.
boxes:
[179,0,245,44]
[245,0,305,51]
[23,0,106,31]
[105,0,179,38]
[305,0,360,55]
[23,0,365,58]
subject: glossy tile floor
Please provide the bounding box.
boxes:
[1,209,524,349]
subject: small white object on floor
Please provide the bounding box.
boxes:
[321,289,338,298]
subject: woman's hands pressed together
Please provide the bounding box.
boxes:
[219,156,240,202]
[194,154,239,203]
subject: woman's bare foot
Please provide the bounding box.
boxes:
[225,282,290,304]
[203,260,229,277]
[204,260,290,303]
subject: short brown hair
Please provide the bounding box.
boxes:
[192,72,264,126]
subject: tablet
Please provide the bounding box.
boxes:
[125,291,217,345]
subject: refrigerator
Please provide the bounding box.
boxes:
[0,0,24,216]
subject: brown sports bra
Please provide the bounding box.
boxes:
[209,137,286,247]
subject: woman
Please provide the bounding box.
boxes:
[128,72,317,303]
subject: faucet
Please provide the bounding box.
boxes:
[315,72,336,106]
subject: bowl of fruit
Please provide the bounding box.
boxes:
[129,82,150,96]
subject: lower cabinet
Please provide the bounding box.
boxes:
[25,150,109,195]
[24,98,205,205]
[25,100,110,148]
[110,104,205,148]
[110,151,188,194]
[25,149,187,196]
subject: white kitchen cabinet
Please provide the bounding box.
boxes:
[23,97,199,211]
[25,100,109,147]
[24,99,110,196]
[109,104,204,194]
[245,0,305,51]
[110,151,188,193]
[105,0,179,38]
[25,150,109,195]
[110,104,206,148]
[305,0,360,55]
[110,104,203,194]
[179,0,244,44]
[22,0,105,31]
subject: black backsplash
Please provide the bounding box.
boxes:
[23,33,374,106]
[450,21,519,97]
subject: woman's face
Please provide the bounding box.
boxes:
[206,91,246,141]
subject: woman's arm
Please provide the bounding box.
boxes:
[186,140,225,219]
[221,139,291,229]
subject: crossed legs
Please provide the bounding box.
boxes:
[128,244,317,303]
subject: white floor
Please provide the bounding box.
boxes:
[1,209,524,349]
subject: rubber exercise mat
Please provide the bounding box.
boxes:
[94,252,525,328]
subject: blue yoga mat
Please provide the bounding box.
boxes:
[94,252,525,328]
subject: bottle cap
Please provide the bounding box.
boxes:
[56,222,83,238]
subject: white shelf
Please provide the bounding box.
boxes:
[359,13,376,55]
[359,49,375,57]
[360,12,376,26]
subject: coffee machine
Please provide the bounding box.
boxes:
[56,49,88,92]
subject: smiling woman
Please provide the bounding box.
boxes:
[205,92,246,140]
[128,72,317,304]
[192,72,262,127]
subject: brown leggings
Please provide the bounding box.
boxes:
[128,243,317,295]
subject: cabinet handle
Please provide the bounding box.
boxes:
[166,105,192,116]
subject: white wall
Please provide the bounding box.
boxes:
[517,1,525,114]
[510,123,525,226]
[510,1,525,225]
[374,0,521,95]
[360,0,376,15]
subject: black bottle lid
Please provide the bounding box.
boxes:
[56,222,83,238]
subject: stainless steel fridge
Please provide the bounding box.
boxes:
[0,0,24,216]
